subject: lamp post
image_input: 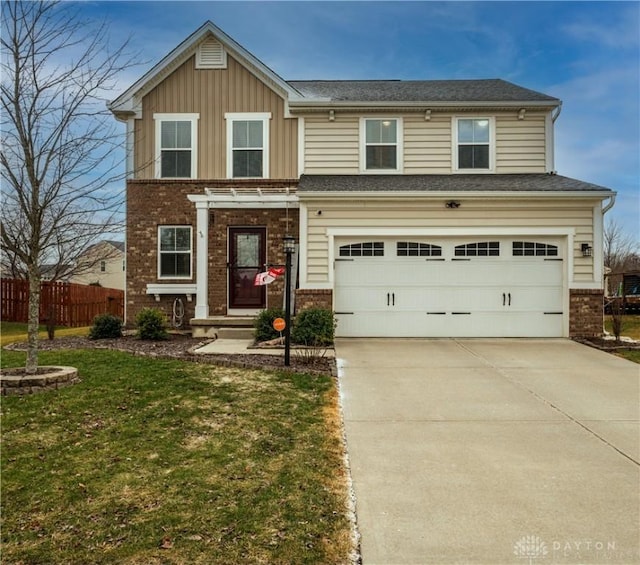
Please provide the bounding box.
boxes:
[283,234,295,366]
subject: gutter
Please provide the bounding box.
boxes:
[298,190,614,201]
[288,99,561,112]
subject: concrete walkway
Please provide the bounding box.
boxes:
[336,339,640,565]
[194,339,334,357]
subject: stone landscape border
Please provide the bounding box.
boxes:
[0,366,80,396]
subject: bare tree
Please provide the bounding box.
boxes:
[1,1,135,373]
[604,218,639,274]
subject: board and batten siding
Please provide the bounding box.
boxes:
[134,55,298,179]
[301,199,596,283]
[302,112,548,174]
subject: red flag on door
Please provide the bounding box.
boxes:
[254,267,285,286]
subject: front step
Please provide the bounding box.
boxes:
[217,327,255,340]
[190,316,255,339]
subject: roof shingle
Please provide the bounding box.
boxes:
[297,174,613,193]
[288,79,558,103]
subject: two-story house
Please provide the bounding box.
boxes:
[70,240,125,290]
[108,21,614,338]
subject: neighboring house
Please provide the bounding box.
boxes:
[70,240,125,290]
[108,21,614,338]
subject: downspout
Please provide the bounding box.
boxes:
[547,102,562,173]
[602,193,616,215]
[599,192,616,318]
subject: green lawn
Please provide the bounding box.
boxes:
[1,349,351,564]
[604,315,640,340]
[1,321,89,346]
[615,350,640,364]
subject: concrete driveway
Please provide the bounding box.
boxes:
[335,339,640,564]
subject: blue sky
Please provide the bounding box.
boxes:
[87,1,638,238]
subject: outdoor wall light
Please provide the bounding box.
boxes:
[581,243,593,257]
[445,200,461,209]
[283,234,296,255]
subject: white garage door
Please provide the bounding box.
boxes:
[334,238,565,338]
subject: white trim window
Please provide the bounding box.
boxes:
[454,117,494,172]
[154,113,199,179]
[225,112,271,178]
[158,226,192,279]
[361,118,402,172]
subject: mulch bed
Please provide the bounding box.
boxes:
[574,337,640,352]
[4,334,336,376]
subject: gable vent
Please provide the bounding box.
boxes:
[196,38,227,69]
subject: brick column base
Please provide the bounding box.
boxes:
[569,289,604,338]
[295,289,333,312]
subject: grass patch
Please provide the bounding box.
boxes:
[604,315,640,340]
[1,321,89,346]
[1,349,351,564]
[616,350,640,364]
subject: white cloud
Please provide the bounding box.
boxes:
[561,4,640,49]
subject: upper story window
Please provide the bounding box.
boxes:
[361,118,402,173]
[100,261,106,273]
[158,226,192,279]
[225,113,271,178]
[154,113,199,179]
[454,118,493,171]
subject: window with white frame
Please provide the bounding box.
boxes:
[158,226,192,278]
[362,118,401,171]
[154,114,199,178]
[100,261,106,273]
[225,113,270,178]
[455,118,492,170]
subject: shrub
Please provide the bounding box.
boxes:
[254,307,286,343]
[89,314,123,340]
[136,308,168,340]
[291,308,336,346]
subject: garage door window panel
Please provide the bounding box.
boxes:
[397,242,442,257]
[513,241,558,257]
[339,242,384,257]
[455,241,500,257]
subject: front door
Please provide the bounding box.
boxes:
[228,227,266,310]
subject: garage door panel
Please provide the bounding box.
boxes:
[504,260,564,285]
[335,287,392,311]
[508,287,563,312]
[337,311,449,338]
[333,237,565,338]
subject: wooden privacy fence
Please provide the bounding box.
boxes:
[1,279,124,327]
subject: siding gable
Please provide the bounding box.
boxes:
[135,54,297,179]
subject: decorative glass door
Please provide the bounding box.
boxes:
[228,227,266,310]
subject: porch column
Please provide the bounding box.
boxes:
[194,201,209,318]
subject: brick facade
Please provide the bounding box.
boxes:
[295,289,333,312]
[569,289,604,338]
[126,179,298,326]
